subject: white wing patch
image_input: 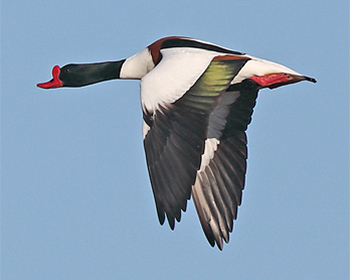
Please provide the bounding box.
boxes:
[142,119,151,140]
[199,138,220,172]
[140,48,224,114]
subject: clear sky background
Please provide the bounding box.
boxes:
[1,1,349,279]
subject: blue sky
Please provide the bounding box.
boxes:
[1,1,349,279]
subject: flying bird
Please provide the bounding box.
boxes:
[37,36,316,250]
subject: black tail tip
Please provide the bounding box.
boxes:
[305,76,317,83]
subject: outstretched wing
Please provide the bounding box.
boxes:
[142,54,249,229]
[192,79,259,250]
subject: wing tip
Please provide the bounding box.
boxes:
[205,229,228,251]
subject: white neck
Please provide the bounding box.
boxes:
[120,48,155,79]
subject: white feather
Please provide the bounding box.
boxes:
[199,138,220,172]
[232,55,301,84]
[120,48,154,79]
[142,119,151,139]
[140,47,223,113]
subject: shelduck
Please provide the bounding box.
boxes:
[38,36,316,250]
